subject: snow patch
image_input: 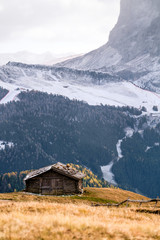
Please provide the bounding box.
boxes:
[138,130,144,137]
[155,142,160,146]
[145,142,160,152]
[125,127,134,138]
[0,141,14,150]
[117,127,134,161]
[101,127,135,184]
[0,89,21,104]
[116,140,123,160]
[145,146,152,152]
[101,163,117,185]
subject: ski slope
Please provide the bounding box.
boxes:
[0,75,160,114]
[0,89,21,104]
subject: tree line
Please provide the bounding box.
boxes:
[0,164,109,193]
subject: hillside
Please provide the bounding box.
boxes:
[1,188,160,240]
[1,62,160,112]
[0,187,149,204]
[0,89,160,197]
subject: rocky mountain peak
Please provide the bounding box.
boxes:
[115,0,160,28]
[55,0,160,93]
[109,0,160,62]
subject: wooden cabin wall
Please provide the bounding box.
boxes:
[25,169,81,195]
[26,178,40,194]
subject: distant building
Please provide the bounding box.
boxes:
[24,162,85,195]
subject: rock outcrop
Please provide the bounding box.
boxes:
[109,0,160,62]
[56,0,160,92]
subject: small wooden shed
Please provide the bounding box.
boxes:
[24,162,85,195]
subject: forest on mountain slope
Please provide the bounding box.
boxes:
[0,87,8,100]
[0,88,160,197]
[0,90,138,175]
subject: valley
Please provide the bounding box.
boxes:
[0,89,159,197]
[0,0,160,200]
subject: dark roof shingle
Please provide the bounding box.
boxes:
[24,162,85,181]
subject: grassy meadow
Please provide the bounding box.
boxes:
[0,188,160,240]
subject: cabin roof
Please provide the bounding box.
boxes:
[24,162,85,181]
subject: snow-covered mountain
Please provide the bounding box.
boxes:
[57,0,160,93]
[0,0,160,112]
[0,51,82,66]
[0,62,160,113]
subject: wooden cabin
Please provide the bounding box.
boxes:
[24,162,85,195]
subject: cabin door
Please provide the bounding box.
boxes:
[41,178,52,195]
[41,178,63,195]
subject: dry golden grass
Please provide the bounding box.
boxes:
[0,188,159,240]
[0,187,149,205]
[83,187,149,202]
[0,201,160,240]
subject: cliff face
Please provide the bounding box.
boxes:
[56,0,160,92]
[109,0,160,61]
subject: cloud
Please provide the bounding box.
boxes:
[0,4,3,12]
[0,0,120,54]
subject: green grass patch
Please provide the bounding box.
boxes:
[71,195,117,204]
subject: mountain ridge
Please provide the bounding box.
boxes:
[0,51,82,66]
[1,61,160,113]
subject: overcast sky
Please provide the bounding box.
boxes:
[0,0,120,55]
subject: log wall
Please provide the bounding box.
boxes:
[25,169,83,195]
